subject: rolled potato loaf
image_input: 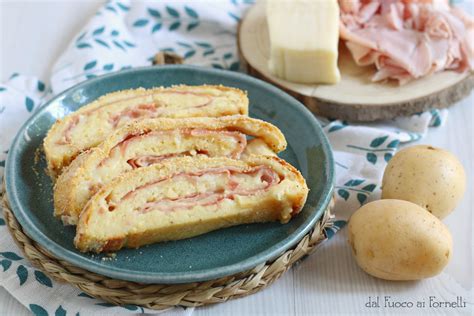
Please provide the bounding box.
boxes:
[44,85,248,177]
[54,115,286,225]
[74,155,308,253]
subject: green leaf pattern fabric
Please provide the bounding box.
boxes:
[0,0,449,314]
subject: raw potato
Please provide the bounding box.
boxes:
[382,145,466,219]
[348,199,452,281]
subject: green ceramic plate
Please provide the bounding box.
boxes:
[5,65,334,284]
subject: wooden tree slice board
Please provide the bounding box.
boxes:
[238,2,474,122]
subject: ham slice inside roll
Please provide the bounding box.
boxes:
[44,85,249,177]
[74,156,308,253]
[105,128,247,170]
[54,116,287,225]
[113,166,280,213]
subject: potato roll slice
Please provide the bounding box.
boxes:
[54,116,286,225]
[44,85,248,177]
[74,155,308,253]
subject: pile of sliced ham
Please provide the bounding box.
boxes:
[339,0,474,84]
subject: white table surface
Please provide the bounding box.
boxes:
[1,1,472,315]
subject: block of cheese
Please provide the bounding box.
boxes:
[266,0,341,84]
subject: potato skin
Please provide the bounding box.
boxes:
[348,199,452,281]
[382,145,466,219]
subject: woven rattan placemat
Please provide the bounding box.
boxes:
[1,182,335,310]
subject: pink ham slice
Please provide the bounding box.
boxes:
[339,0,474,84]
[116,128,247,169]
[57,91,214,145]
[117,166,281,214]
[109,103,158,128]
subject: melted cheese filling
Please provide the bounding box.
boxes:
[83,164,302,239]
[108,166,281,214]
[56,91,214,146]
[76,129,247,209]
